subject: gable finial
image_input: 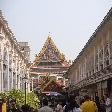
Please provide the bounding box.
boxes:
[48,32,51,38]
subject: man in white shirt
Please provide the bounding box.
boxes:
[38,99,53,112]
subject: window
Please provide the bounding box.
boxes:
[100,64,103,70]
[106,60,109,66]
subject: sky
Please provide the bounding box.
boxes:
[0,0,112,62]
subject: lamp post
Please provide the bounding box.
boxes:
[25,79,27,105]
[23,74,28,105]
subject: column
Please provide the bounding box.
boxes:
[18,58,21,90]
[85,58,87,78]
[98,47,100,71]
[107,31,111,64]
[1,56,3,92]
[94,47,96,73]
[76,70,77,83]
[7,48,9,91]
[0,63,2,92]
[11,45,14,89]
[1,43,3,92]
[31,77,33,91]
[19,59,22,90]
[102,41,105,68]
[78,65,81,82]
[0,63,1,92]
[81,63,83,80]
[15,55,18,89]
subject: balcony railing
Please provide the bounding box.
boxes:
[74,64,112,89]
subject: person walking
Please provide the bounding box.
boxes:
[56,101,63,112]
[9,99,22,112]
[38,99,53,112]
[100,99,106,112]
[2,98,7,112]
[104,94,111,112]
[72,101,80,112]
[0,98,3,112]
[80,95,98,112]
[95,96,100,112]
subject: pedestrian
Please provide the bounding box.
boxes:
[63,100,70,112]
[30,107,35,112]
[0,98,3,112]
[100,99,106,112]
[72,101,80,112]
[38,98,53,112]
[2,98,7,112]
[21,104,31,112]
[69,100,80,112]
[9,99,22,112]
[80,95,98,112]
[56,101,63,112]
[95,96,100,112]
[80,99,85,105]
[104,94,111,112]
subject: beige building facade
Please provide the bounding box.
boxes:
[66,8,112,98]
[0,10,30,92]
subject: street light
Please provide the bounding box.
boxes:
[23,74,28,105]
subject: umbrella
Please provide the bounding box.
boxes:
[46,92,62,96]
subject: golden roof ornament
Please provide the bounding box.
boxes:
[60,53,65,61]
[48,32,51,37]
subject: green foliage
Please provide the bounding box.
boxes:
[0,89,40,109]
[7,89,24,107]
[27,92,40,109]
[0,92,8,99]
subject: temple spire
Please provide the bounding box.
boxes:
[48,32,52,39]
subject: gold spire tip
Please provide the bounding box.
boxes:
[48,32,51,38]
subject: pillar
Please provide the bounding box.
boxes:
[1,55,3,92]
[98,47,100,71]
[15,55,18,89]
[94,47,96,73]
[85,58,87,78]
[1,43,3,92]
[107,31,111,64]
[11,45,14,89]
[18,58,21,90]
[7,48,9,91]
[0,63,1,92]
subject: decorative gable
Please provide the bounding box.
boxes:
[33,36,66,66]
[41,44,60,62]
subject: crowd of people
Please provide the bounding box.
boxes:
[0,98,38,112]
[38,94,112,112]
[0,93,111,112]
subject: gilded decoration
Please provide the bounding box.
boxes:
[30,35,70,91]
[33,36,66,66]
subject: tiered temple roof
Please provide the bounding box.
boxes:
[30,35,70,91]
[31,36,70,72]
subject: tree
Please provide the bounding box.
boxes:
[27,92,40,109]
[0,89,40,109]
[7,89,24,107]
